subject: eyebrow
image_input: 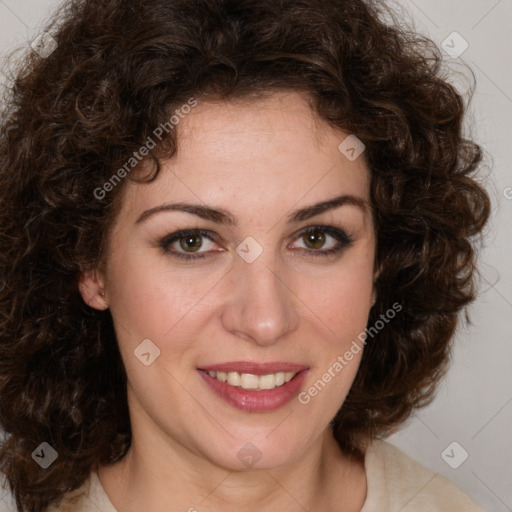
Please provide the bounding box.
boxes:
[135,194,370,226]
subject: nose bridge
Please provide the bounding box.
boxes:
[221,241,299,345]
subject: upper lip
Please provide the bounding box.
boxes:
[198,361,309,375]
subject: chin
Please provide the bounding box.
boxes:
[198,431,310,472]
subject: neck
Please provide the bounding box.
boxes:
[98,426,366,512]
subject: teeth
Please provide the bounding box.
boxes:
[275,372,285,386]
[205,370,298,390]
[259,373,276,389]
[227,372,240,386]
[240,373,259,389]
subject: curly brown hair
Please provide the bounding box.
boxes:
[0,0,490,510]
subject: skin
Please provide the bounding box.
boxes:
[79,90,376,512]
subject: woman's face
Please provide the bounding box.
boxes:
[83,91,376,471]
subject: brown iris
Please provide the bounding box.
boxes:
[179,234,203,252]
[303,230,326,250]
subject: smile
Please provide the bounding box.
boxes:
[201,370,298,391]
[197,362,310,412]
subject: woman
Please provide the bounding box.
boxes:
[0,0,490,511]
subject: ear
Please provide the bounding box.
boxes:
[78,267,109,310]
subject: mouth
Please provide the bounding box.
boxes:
[197,362,309,412]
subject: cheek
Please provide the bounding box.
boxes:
[302,249,375,343]
[105,248,215,341]
[297,260,372,416]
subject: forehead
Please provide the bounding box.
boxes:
[178,91,358,166]
[120,91,370,222]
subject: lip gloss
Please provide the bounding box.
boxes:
[198,368,309,412]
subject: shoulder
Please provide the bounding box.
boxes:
[1,471,91,512]
[361,439,485,512]
[1,470,116,512]
[44,471,117,512]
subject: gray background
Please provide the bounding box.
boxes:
[0,1,511,511]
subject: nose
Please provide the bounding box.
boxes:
[220,248,300,347]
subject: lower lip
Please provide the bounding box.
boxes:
[198,369,309,412]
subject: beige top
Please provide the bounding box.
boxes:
[2,440,484,511]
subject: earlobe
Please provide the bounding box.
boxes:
[78,268,109,310]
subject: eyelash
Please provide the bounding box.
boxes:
[159,225,354,261]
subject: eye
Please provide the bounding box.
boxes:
[159,225,354,262]
[159,229,221,261]
[290,225,354,257]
